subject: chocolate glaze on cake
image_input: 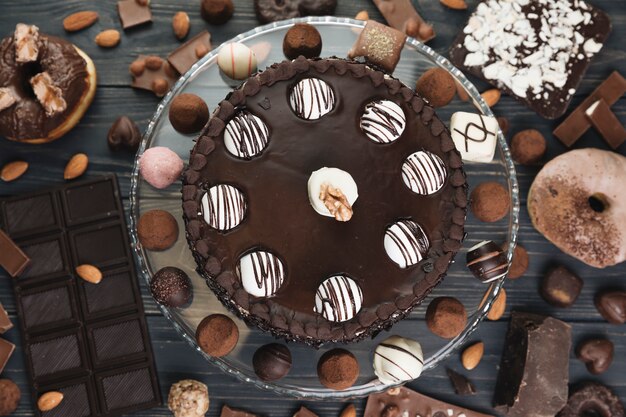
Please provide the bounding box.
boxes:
[182,57,467,345]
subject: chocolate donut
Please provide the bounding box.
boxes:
[0,24,97,144]
[558,382,624,417]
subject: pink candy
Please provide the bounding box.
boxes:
[139,146,184,189]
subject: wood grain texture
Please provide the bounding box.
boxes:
[1,0,626,416]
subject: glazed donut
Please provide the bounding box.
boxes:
[528,148,626,268]
[0,24,96,144]
[558,382,624,417]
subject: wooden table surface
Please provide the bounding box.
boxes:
[1,0,625,416]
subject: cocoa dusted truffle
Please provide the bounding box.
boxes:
[150,266,192,308]
[317,349,359,390]
[0,379,20,416]
[470,181,509,222]
[169,93,210,134]
[252,343,292,381]
[196,314,239,357]
[138,209,179,251]
[201,0,234,25]
[415,68,456,108]
[283,23,322,60]
[510,129,546,165]
[506,244,529,279]
[426,296,467,339]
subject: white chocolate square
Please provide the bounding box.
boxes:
[450,112,499,163]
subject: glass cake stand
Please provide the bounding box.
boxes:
[129,17,520,399]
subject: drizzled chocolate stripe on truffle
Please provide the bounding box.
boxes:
[360,100,406,143]
[402,151,447,195]
[201,184,246,231]
[224,111,269,159]
[373,336,424,384]
[289,78,335,120]
[385,220,429,268]
[247,251,284,297]
[315,275,363,322]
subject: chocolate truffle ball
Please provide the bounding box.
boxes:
[426,297,467,339]
[541,266,583,308]
[138,209,179,251]
[317,349,359,390]
[150,266,192,308]
[506,244,529,279]
[0,379,20,416]
[107,116,141,151]
[470,181,510,222]
[168,379,209,417]
[496,116,509,136]
[253,343,292,381]
[283,23,322,60]
[510,129,546,164]
[415,68,456,108]
[169,94,210,134]
[200,0,234,25]
[196,314,239,357]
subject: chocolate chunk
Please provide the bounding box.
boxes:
[0,339,15,374]
[510,129,546,165]
[0,379,20,416]
[595,290,626,324]
[415,68,456,108]
[167,30,212,75]
[201,0,234,25]
[466,240,508,283]
[294,406,319,417]
[576,338,614,374]
[222,405,259,417]
[364,386,494,417]
[169,93,209,134]
[540,266,583,308]
[470,181,509,222]
[117,0,152,29]
[150,267,192,307]
[317,348,359,390]
[130,55,179,97]
[372,0,435,42]
[446,368,476,395]
[425,297,467,339]
[0,229,30,278]
[0,304,12,334]
[254,0,337,24]
[283,23,322,60]
[348,20,406,74]
[195,314,239,357]
[252,343,292,381]
[586,98,626,149]
[493,312,571,417]
[558,382,625,417]
[107,116,141,151]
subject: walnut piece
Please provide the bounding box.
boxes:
[14,23,39,63]
[30,72,67,116]
[0,88,17,112]
[319,182,353,222]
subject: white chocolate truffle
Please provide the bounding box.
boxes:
[168,379,209,417]
[450,112,499,163]
[360,99,406,143]
[289,78,335,120]
[217,43,258,80]
[384,220,429,268]
[224,111,269,159]
[314,275,363,322]
[307,167,358,218]
[401,150,447,195]
[201,184,246,231]
[238,251,285,297]
[374,335,424,384]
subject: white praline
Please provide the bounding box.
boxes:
[307,167,358,218]
[374,335,424,384]
[217,43,258,80]
[289,78,335,120]
[384,220,429,268]
[401,151,447,195]
[449,112,499,163]
[314,275,363,322]
[238,250,285,297]
[201,184,246,231]
[224,111,269,159]
[360,99,406,144]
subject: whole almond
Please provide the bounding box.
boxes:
[1,160,28,182]
[95,29,121,48]
[38,391,64,412]
[487,288,507,321]
[64,153,88,180]
[461,342,484,370]
[481,89,501,107]
[63,11,99,32]
[340,404,356,417]
[76,264,103,284]
[172,11,190,40]
[355,10,370,20]
[440,0,468,10]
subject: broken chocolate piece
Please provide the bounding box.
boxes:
[364,386,494,417]
[117,0,152,29]
[221,405,258,417]
[372,0,435,42]
[14,23,39,63]
[540,265,583,308]
[294,406,319,417]
[586,98,626,149]
[167,30,212,75]
[348,20,406,73]
[30,72,67,116]
[554,71,626,146]
[0,88,17,112]
[0,303,12,334]
[0,229,30,278]
[493,312,571,417]
[0,338,15,373]
[446,368,477,395]
[130,55,179,97]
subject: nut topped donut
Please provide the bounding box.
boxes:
[0,24,97,144]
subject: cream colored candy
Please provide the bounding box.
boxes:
[217,43,257,80]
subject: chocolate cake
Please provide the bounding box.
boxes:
[182,56,467,345]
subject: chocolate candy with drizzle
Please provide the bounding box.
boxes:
[289,78,335,120]
[360,99,406,143]
[224,111,269,159]
[239,250,285,297]
[401,150,447,195]
[201,184,247,231]
[384,220,429,268]
[314,275,363,322]
[466,240,508,283]
[450,112,499,163]
[373,335,424,384]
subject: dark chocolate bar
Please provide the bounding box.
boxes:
[0,175,161,417]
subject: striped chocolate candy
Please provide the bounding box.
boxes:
[373,335,424,384]
[217,42,257,80]
[384,220,429,268]
[201,184,247,231]
[238,250,285,297]
[401,150,447,195]
[224,111,269,159]
[314,275,363,322]
[360,99,406,144]
[466,240,509,282]
[289,78,335,120]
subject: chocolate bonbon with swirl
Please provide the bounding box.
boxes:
[289,77,335,120]
[238,251,285,298]
[314,275,363,322]
[201,184,247,231]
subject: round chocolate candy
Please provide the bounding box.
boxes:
[252,343,292,381]
[201,184,247,231]
[223,111,269,159]
[384,220,429,268]
[238,250,285,297]
[283,23,322,60]
[107,116,141,151]
[0,379,20,416]
[466,240,508,282]
[196,314,239,357]
[360,99,406,144]
[217,43,257,80]
[373,335,423,384]
[169,93,209,134]
[317,349,359,390]
[167,379,209,417]
[425,296,467,339]
[401,151,447,195]
[289,78,335,120]
[576,338,614,375]
[314,275,363,322]
[150,266,193,308]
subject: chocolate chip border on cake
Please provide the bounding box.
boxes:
[182,57,467,346]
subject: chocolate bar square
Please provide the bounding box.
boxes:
[96,364,160,414]
[78,268,139,319]
[18,234,70,281]
[0,338,15,374]
[28,330,87,381]
[37,377,97,417]
[18,279,79,332]
[61,178,121,227]
[87,316,147,367]
[1,192,60,238]
[117,0,152,30]
[70,222,129,268]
